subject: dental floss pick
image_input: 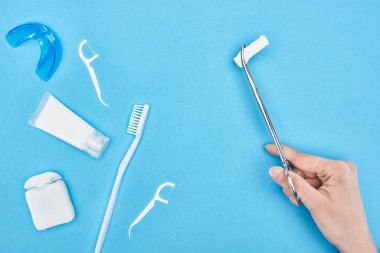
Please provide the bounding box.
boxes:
[128,182,175,237]
[94,105,150,253]
[79,40,109,107]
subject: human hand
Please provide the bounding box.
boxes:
[265,144,377,253]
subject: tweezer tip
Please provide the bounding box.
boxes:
[240,44,246,66]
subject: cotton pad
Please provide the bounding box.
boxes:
[24,172,75,230]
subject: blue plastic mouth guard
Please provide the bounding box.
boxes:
[6,22,62,81]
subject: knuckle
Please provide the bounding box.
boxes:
[294,152,307,166]
[337,160,348,168]
[314,157,325,171]
[345,160,357,171]
[334,160,356,182]
[340,160,356,173]
[337,161,350,171]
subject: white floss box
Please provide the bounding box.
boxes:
[24,172,75,230]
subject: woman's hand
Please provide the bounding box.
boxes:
[265,144,377,253]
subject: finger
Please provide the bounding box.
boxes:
[293,167,316,180]
[269,167,299,205]
[283,187,299,206]
[292,168,321,188]
[289,171,326,211]
[269,166,288,188]
[265,144,328,174]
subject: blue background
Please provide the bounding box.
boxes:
[0,0,379,252]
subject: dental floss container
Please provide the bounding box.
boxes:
[24,172,75,230]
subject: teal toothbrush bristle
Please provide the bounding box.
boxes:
[127,105,144,135]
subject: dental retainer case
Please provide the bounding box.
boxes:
[24,172,75,230]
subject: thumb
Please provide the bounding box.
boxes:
[289,171,326,211]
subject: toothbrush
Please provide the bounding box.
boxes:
[94,104,150,253]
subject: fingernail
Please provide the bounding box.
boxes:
[264,144,269,150]
[269,167,282,177]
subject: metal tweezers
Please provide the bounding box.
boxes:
[240,45,300,204]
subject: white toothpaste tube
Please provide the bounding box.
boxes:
[29,92,109,158]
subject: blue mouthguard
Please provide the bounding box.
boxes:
[6,22,62,81]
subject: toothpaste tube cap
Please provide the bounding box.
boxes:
[83,131,110,158]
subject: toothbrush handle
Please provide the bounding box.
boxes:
[94,137,140,253]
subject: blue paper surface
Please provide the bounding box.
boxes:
[0,0,379,252]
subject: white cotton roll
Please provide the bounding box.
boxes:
[234,35,269,68]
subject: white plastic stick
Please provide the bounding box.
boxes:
[79,40,109,107]
[94,137,140,253]
[94,105,149,253]
[234,35,269,68]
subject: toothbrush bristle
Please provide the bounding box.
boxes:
[127,105,146,135]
